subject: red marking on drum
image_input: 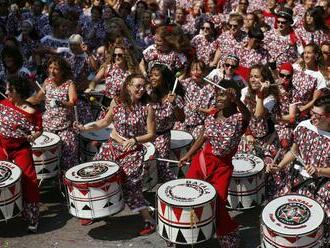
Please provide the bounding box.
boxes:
[288,198,313,208]
[160,201,167,215]
[50,147,58,154]
[78,188,89,196]
[284,225,307,229]
[267,227,277,237]
[67,185,73,193]
[283,236,299,243]
[8,185,16,196]
[307,231,317,238]
[194,206,204,221]
[33,151,43,157]
[101,184,110,192]
[172,207,183,222]
[158,213,214,226]
[270,213,275,222]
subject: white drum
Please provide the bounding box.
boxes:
[261,194,325,248]
[79,123,113,162]
[157,179,216,245]
[169,130,194,178]
[227,153,265,210]
[0,161,22,221]
[64,161,124,219]
[142,142,158,192]
[32,132,61,179]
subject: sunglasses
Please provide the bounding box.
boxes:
[228,24,239,29]
[202,26,211,30]
[310,110,326,119]
[225,63,237,69]
[279,73,292,79]
[277,20,288,25]
[113,53,124,58]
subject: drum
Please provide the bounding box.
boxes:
[169,130,194,178]
[0,161,22,221]
[227,153,265,210]
[261,194,325,248]
[32,132,61,179]
[142,142,158,192]
[79,123,113,162]
[64,161,124,219]
[157,179,216,245]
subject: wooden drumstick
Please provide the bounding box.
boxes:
[34,80,45,94]
[0,92,7,99]
[171,78,179,94]
[153,157,189,165]
[203,77,226,91]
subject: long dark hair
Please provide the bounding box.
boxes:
[149,64,185,103]
[304,7,329,32]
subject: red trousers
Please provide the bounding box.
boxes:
[0,139,40,203]
[186,143,238,236]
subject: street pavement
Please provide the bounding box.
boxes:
[0,181,261,248]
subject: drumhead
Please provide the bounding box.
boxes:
[262,194,324,236]
[33,132,61,148]
[65,161,119,183]
[170,130,193,150]
[0,161,21,187]
[157,179,216,207]
[232,153,264,177]
[143,142,155,162]
[80,123,113,141]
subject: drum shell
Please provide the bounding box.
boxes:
[65,165,124,219]
[0,163,23,222]
[227,170,265,210]
[32,132,61,179]
[142,158,158,192]
[261,195,325,248]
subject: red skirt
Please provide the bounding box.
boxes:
[186,142,238,236]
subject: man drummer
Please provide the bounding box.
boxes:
[269,95,330,241]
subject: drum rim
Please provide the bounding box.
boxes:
[0,161,22,187]
[170,130,194,150]
[232,153,265,177]
[157,178,216,207]
[32,132,61,148]
[261,194,325,237]
[32,143,60,151]
[64,160,119,183]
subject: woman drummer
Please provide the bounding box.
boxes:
[179,80,251,247]
[75,74,156,234]
[0,77,42,233]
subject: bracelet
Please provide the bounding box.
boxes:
[133,137,138,144]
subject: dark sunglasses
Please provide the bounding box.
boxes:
[225,63,237,69]
[279,73,292,79]
[228,24,239,29]
[202,26,211,30]
[278,20,288,25]
[113,53,124,58]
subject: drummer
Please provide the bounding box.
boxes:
[269,95,330,219]
[0,77,42,233]
[179,80,251,247]
[75,74,157,234]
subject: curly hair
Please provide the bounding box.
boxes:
[47,56,73,81]
[119,73,149,106]
[105,41,139,73]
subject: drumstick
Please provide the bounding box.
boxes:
[291,101,302,105]
[0,92,7,98]
[154,157,189,165]
[74,106,79,122]
[34,80,45,94]
[203,77,226,91]
[171,78,179,94]
[290,151,306,167]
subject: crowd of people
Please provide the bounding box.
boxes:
[0,0,329,247]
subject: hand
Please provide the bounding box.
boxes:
[305,164,318,177]
[167,93,176,104]
[266,163,281,173]
[179,154,191,168]
[27,134,37,143]
[84,87,93,94]
[245,135,255,145]
[188,102,198,111]
[260,80,270,92]
[73,121,85,131]
[122,138,136,151]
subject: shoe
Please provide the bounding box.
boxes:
[139,221,156,236]
[27,222,38,233]
[80,218,93,226]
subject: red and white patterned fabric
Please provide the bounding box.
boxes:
[42,78,79,170]
[233,44,271,68]
[191,34,215,65]
[143,44,187,72]
[292,69,318,106]
[95,102,150,211]
[295,26,329,47]
[104,64,130,99]
[263,30,299,65]
[279,120,330,217]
